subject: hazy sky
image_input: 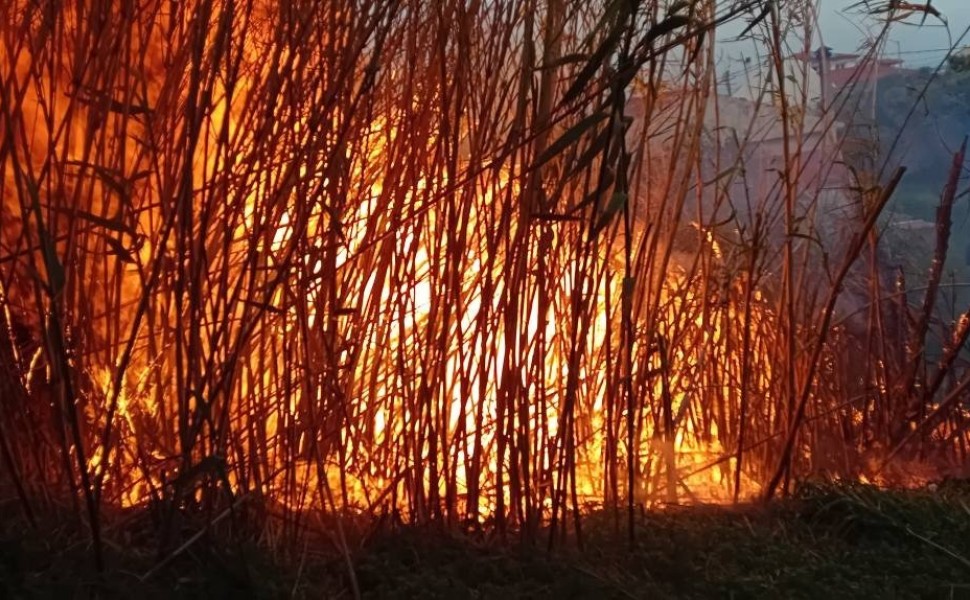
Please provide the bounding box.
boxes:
[718,1,970,70]
[819,0,970,66]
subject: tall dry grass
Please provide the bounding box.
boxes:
[0,0,967,570]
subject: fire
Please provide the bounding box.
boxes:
[75,121,768,514]
[1,0,857,532]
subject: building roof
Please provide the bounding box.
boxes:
[792,48,905,69]
[792,50,862,63]
[825,65,911,87]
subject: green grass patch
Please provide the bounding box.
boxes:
[3,483,970,598]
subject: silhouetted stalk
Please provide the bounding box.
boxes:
[4,0,970,565]
[764,167,905,501]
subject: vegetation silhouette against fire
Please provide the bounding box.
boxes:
[1,0,968,573]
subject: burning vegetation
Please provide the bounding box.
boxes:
[0,0,968,576]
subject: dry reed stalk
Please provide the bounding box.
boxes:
[1,0,969,568]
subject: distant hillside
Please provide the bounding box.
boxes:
[875,67,970,200]
[870,66,970,312]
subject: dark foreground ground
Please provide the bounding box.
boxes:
[2,482,970,599]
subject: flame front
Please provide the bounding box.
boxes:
[2,0,879,531]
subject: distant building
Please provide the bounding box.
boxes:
[727,55,824,108]
[793,46,906,75]
[792,47,912,109]
[723,47,912,113]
